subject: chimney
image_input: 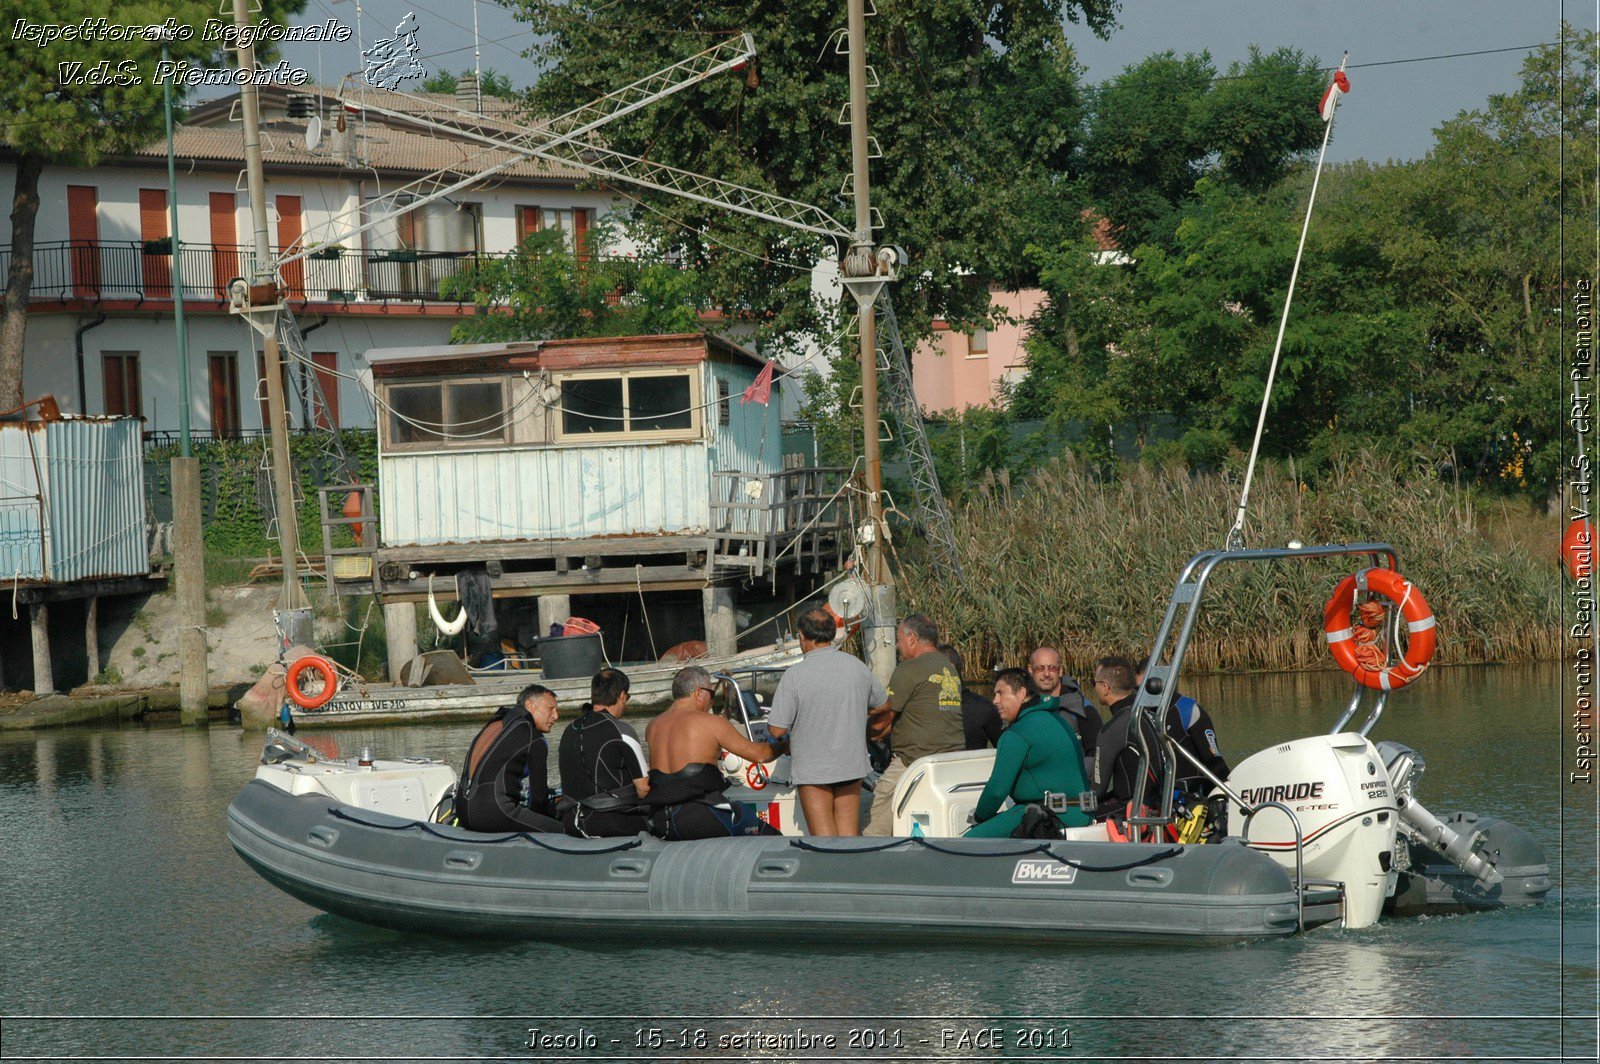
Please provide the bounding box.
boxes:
[456,73,481,114]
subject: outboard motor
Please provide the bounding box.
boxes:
[1224,733,1399,929]
[1378,741,1551,912]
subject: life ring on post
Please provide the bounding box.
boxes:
[1323,568,1437,691]
[285,655,339,710]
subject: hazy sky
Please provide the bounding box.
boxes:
[273,0,1583,163]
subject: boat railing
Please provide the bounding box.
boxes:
[1124,542,1399,926]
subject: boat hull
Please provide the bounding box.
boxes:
[228,780,1338,944]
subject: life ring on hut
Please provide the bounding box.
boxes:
[1323,568,1437,691]
[285,655,339,710]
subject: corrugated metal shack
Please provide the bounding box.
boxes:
[324,334,852,669]
[0,415,160,694]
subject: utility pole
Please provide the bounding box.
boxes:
[840,0,897,681]
[233,0,311,630]
[161,28,210,725]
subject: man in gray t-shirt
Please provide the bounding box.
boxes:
[767,607,889,836]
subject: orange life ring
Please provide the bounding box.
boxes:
[745,762,770,790]
[1562,518,1594,580]
[285,655,339,710]
[1323,568,1437,691]
[823,603,861,635]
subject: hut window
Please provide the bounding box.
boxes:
[557,369,699,441]
[384,378,508,448]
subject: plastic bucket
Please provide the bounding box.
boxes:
[535,632,603,680]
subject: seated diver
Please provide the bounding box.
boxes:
[558,667,651,838]
[1136,656,1230,804]
[964,668,1093,838]
[456,683,564,833]
[642,665,787,839]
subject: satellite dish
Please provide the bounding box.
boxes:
[304,115,322,151]
[827,577,869,622]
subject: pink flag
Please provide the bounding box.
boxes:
[1318,70,1351,122]
[741,360,775,405]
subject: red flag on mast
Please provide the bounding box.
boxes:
[742,360,775,405]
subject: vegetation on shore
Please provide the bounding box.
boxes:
[894,453,1561,677]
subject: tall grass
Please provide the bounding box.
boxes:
[897,452,1561,676]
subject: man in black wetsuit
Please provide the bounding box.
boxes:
[456,683,562,833]
[1089,655,1164,815]
[937,643,1001,750]
[1135,657,1230,803]
[642,665,786,839]
[559,668,651,838]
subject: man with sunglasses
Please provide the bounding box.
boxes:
[643,665,786,839]
[1028,646,1101,760]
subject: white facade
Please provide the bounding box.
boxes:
[0,89,619,438]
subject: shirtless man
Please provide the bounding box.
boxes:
[642,665,787,839]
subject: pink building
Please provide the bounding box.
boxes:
[911,287,1043,414]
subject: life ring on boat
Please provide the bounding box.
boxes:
[285,655,339,710]
[1323,568,1437,691]
[745,762,770,790]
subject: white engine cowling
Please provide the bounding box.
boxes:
[1224,732,1399,929]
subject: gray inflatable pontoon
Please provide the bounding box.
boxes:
[227,780,1343,944]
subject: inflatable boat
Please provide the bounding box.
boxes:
[228,543,1548,943]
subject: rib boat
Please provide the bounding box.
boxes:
[228,543,1548,943]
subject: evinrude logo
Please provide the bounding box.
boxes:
[1012,859,1077,884]
[1238,781,1325,805]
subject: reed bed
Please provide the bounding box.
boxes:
[896,453,1562,676]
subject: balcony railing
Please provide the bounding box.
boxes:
[0,241,508,305]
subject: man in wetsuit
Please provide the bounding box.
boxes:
[965,668,1092,838]
[1090,655,1164,814]
[558,667,650,838]
[456,683,562,833]
[1028,645,1100,761]
[642,665,787,839]
[864,614,966,836]
[1135,657,1230,803]
[938,643,1001,751]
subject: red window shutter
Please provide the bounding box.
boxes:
[312,352,340,429]
[67,185,100,296]
[210,354,240,439]
[139,189,170,296]
[209,192,239,299]
[575,208,591,262]
[102,356,124,416]
[517,206,539,242]
[276,195,304,299]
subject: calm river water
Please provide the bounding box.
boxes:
[0,662,1594,1062]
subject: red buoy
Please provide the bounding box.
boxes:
[1563,518,1594,580]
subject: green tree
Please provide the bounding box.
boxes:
[0,0,307,407]
[1078,46,1325,251]
[440,220,711,342]
[508,0,1119,354]
[420,68,518,98]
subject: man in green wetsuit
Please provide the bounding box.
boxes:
[965,668,1092,838]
